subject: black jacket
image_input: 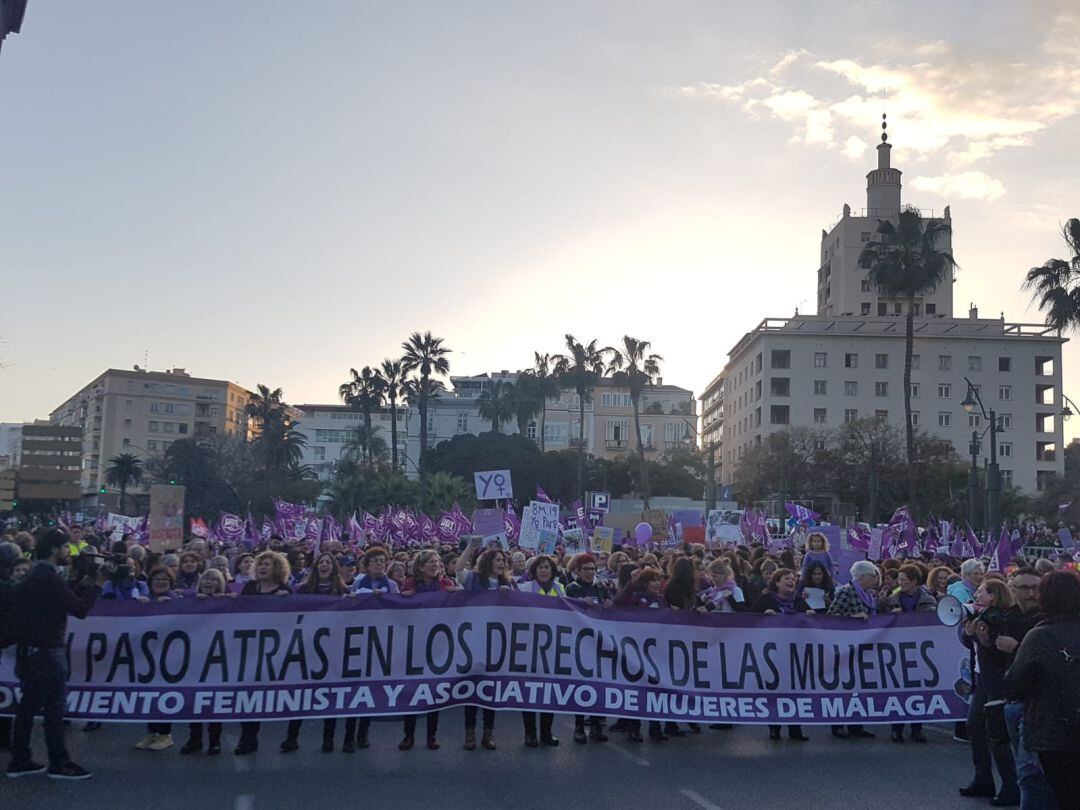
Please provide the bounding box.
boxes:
[1004,618,1080,752]
[963,605,1042,700]
[15,562,99,649]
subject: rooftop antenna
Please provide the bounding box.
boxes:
[144,348,149,370]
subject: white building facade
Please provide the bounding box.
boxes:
[708,123,1066,495]
[293,403,409,480]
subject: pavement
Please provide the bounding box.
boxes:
[3,712,981,809]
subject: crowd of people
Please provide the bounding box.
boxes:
[0,521,1078,807]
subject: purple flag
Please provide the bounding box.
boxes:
[573,500,592,535]
[888,506,918,556]
[436,512,459,543]
[784,502,820,524]
[535,486,553,504]
[346,512,363,541]
[418,513,437,543]
[215,512,246,543]
[988,526,1011,572]
[244,512,259,545]
[260,519,273,543]
[1059,500,1072,512]
[190,518,210,539]
[503,504,521,542]
[847,524,871,552]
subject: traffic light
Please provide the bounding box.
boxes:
[99,486,107,495]
[168,477,177,485]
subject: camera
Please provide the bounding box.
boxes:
[71,551,131,583]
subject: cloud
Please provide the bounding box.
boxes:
[911,171,1006,202]
[679,11,1080,199]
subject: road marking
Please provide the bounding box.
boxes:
[608,743,650,766]
[235,795,255,810]
[233,756,252,773]
[680,789,723,810]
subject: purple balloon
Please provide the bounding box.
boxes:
[634,522,653,545]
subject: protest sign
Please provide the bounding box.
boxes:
[645,508,668,539]
[562,528,588,554]
[473,470,513,501]
[148,485,185,553]
[481,532,509,550]
[592,526,615,554]
[520,501,560,551]
[537,528,558,554]
[107,513,142,543]
[471,508,505,538]
[0,593,967,725]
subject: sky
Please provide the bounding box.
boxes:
[2,1,1080,440]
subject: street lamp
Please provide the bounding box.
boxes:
[960,377,1000,532]
[1061,393,1078,420]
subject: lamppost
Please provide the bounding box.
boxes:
[961,377,1000,532]
[1061,393,1079,421]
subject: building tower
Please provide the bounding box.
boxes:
[866,114,902,216]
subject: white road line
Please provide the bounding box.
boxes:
[608,743,650,767]
[680,789,723,810]
[235,795,255,810]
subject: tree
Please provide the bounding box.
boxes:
[339,366,385,470]
[476,379,516,433]
[403,376,446,474]
[400,331,451,473]
[859,207,957,516]
[1023,218,1080,334]
[246,384,306,486]
[104,453,143,515]
[731,428,831,510]
[608,335,663,508]
[554,334,614,501]
[526,352,562,451]
[422,471,475,514]
[342,424,389,464]
[379,358,406,470]
[509,373,543,437]
[246,384,285,436]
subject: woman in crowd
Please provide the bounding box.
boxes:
[233,553,255,587]
[236,551,292,755]
[753,568,811,742]
[613,567,668,742]
[926,564,953,600]
[350,546,398,594]
[178,569,230,755]
[207,555,232,585]
[882,565,935,743]
[564,553,610,744]
[176,551,203,591]
[827,561,880,740]
[1004,570,1080,807]
[698,560,745,613]
[519,555,563,747]
[797,561,835,612]
[386,560,407,591]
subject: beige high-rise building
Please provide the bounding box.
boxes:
[49,367,254,501]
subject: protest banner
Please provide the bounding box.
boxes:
[473,470,513,501]
[592,526,615,554]
[148,484,185,553]
[0,593,967,725]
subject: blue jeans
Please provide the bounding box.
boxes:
[11,648,70,768]
[1004,701,1058,810]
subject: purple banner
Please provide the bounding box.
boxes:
[0,593,967,725]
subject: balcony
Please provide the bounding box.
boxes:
[604,439,627,451]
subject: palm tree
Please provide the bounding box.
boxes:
[476,379,517,432]
[858,207,957,513]
[400,331,451,472]
[510,373,543,437]
[422,471,475,513]
[245,384,285,437]
[1023,218,1080,334]
[379,358,406,470]
[339,366,386,471]
[554,334,614,500]
[608,336,663,508]
[162,438,215,485]
[104,453,144,515]
[526,352,562,450]
[342,424,389,464]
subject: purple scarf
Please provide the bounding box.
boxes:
[852,581,877,615]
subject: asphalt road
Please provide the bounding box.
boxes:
[4,712,979,809]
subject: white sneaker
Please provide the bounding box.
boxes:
[146,734,174,751]
[134,734,155,750]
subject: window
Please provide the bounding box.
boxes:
[770,405,790,425]
[968,356,982,371]
[999,385,1011,401]
[178,423,188,435]
[911,411,920,426]
[1000,469,1013,488]
[938,355,952,370]
[926,303,937,315]
[878,302,888,316]
[938,412,951,427]
[998,414,1012,430]
[600,393,633,408]
[844,409,859,423]
[875,409,888,420]
[844,381,858,396]
[875,353,889,369]
[527,421,538,441]
[999,357,1011,372]
[149,421,159,432]
[909,383,920,398]
[860,280,871,292]
[845,353,858,368]
[125,399,133,410]
[122,438,130,448]
[605,419,630,442]
[875,381,888,397]
[860,231,871,243]
[814,380,828,396]
[911,303,920,316]
[313,446,325,461]
[456,412,469,433]
[770,377,790,397]
[860,302,871,315]
[968,414,982,428]
[911,354,920,370]
[938,383,951,399]
[665,421,686,443]
[894,302,903,314]
[150,402,160,412]
[123,418,132,428]
[147,440,158,451]
[813,408,827,424]
[999,443,1012,458]
[813,352,827,368]
[771,350,790,369]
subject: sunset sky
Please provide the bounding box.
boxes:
[2,1,1079,441]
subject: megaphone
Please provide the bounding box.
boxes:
[936,594,964,627]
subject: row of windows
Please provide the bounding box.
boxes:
[773,378,1014,401]
[128,420,190,435]
[772,404,1016,438]
[792,350,1013,372]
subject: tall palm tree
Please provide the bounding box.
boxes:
[510,373,543,437]
[554,334,614,500]
[529,352,563,451]
[342,424,389,464]
[1023,218,1080,335]
[339,366,386,471]
[400,331,451,472]
[247,384,305,484]
[379,358,406,470]
[245,384,285,437]
[104,453,144,515]
[858,207,957,513]
[476,379,517,433]
[608,336,663,508]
